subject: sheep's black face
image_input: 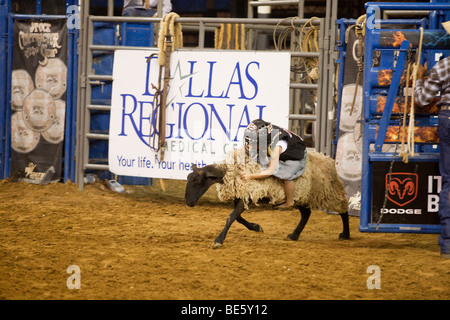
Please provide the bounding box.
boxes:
[185,164,225,207]
[185,170,209,207]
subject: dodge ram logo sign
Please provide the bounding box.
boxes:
[371,162,440,226]
[386,173,418,207]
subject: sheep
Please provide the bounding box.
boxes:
[185,148,350,249]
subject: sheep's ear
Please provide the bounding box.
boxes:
[191,164,198,171]
[204,166,224,181]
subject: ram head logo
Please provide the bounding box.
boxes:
[386,173,418,207]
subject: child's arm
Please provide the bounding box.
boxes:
[241,146,282,182]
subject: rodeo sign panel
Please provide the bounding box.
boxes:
[109,50,290,179]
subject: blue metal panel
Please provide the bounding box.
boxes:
[88,20,154,185]
[66,20,79,182]
[374,40,410,152]
[2,11,79,182]
[359,2,450,234]
[4,13,13,177]
[334,19,354,159]
[0,0,10,178]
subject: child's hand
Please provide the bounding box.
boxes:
[241,173,252,182]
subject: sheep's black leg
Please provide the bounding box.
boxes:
[224,199,262,233]
[339,211,350,240]
[287,205,311,241]
[213,198,246,249]
[236,216,264,233]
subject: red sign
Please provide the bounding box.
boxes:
[386,173,418,207]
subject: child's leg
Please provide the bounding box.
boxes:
[279,180,295,209]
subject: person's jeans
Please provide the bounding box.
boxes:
[122,7,156,17]
[438,109,450,254]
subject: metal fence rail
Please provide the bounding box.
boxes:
[76,0,338,189]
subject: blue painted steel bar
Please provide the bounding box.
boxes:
[374,40,410,152]
[36,0,41,15]
[334,19,349,158]
[0,0,9,178]
[11,14,69,19]
[70,26,79,183]
[369,153,440,162]
[339,18,426,26]
[360,223,443,234]
[365,2,450,10]
[365,28,450,51]
[65,23,79,182]
[4,13,13,177]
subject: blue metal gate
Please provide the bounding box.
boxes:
[359,2,450,234]
[0,0,78,182]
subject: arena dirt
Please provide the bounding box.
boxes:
[0,178,449,300]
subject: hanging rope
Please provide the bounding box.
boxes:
[399,27,423,162]
[349,15,366,116]
[157,12,183,66]
[273,17,320,83]
[406,26,424,159]
[354,14,366,38]
[148,12,183,162]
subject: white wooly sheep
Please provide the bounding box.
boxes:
[215,148,349,214]
[185,148,350,248]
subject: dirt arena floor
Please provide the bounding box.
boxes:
[0,178,449,300]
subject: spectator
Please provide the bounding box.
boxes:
[414,21,450,260]
[122,0,172,17]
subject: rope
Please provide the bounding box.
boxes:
[399,27,423,162]
[406,26,423,159]
[148,13,183,161]
[355,14,366,38]
[349,15,366,116]
[273,17,320,83]
[157,12,183,66]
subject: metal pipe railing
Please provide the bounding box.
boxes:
[88,44,319,58]
[249,0,301,6]
[90,15,321,26]
[76,5,331,189]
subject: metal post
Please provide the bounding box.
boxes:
[198,21,205,49]
[76,0,90,190]
[84,17,94,179]
[315,0,330,154]
[326,0,338,156]
[316,18,325,153]
[157,0,163,17]
[107,0,114,16]
[36,0,41,15]
[298,0,304,18]
[256,0,271,50]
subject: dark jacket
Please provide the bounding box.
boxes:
[272,124,306,161]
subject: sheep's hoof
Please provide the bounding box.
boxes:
[212,241,223,249]
[286,233,299,241]
[256,225,264,232]
[339,233,350,240]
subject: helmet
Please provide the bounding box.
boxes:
[243,119,279,164]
